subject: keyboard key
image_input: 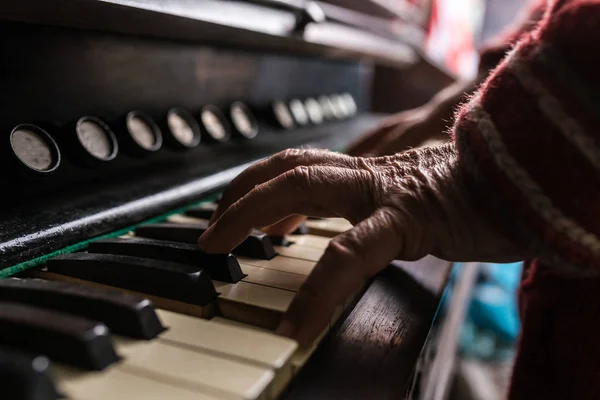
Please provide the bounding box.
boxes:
[269,235,292,247]
[157,310,297,398]
[215,281,295,330]
[274,244,324,262]
[88,238,244,283]
[184,203,218,220]
[0,347,59,400]
[241,264,306,292]
[0,278,165,339]
[55,365,216,400]
[0,302,118,370]
[287,233,330,250]
[292,223,309,235]
[138,220,277,260]
[47,253,217,306]
[237,255,316,276]
[116,338,274,400]
[305,218,353,237]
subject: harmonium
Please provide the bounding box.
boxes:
[0,1,457,399]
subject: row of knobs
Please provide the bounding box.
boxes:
[7,93,357,177]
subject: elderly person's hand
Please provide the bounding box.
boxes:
[199,145,532,346]
[347,79,483,157]
[346,104,448,157]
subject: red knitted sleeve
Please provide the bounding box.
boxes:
[454,0,600,273]
[478,0,548,73]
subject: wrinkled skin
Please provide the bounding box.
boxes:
[199,145,534,346]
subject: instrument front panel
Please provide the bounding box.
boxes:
[0,7,452,400]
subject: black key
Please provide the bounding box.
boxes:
[0,347,60,400]
[185,203,218,220]
[0,302,119,371]
[269,236,291,247]
[266,223,309,246]
[292,223,309,235]
[47,253,218,306]
[89,238,245,283]
[136,222,277,260]
[0,278,165,339]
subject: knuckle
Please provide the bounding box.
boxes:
[284,165,314,191]
[274,148,305,164]
[324,234,365,267]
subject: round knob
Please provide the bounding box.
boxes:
[165,108,202,150]
[229,102,259,140]
[121,111,163,156]
[198,105,231,143]
[69,116,119,167]
[9,124,61,177]
[304,98,324,125]
[289,99,309,126]
[271,101,296,130]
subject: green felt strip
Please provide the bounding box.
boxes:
[0,195,219,278]
[2,147,347,278]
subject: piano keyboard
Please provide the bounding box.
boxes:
[7,204,354,400]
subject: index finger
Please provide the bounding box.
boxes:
[200,165,368,253]
[276,207,405,347]
[210,149,356,225]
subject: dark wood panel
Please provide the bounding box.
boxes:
[0,0,416,67]
[285,256,452,400]
[370,56,456,113]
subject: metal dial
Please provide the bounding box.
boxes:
[230,102,258,139]
[318,95,335,120]
[341,93,358,116]
[126,112,162,152]
[76,119,115,160]
[304,98,323,125]
[166,108,201,148]
[289,99,309,126]
[272,101,295,130]
[10,125,60,173]
[200,106,229,142]
[330,94,349,119]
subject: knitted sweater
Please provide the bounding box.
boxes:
[454,1,600,398]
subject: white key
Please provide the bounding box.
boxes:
[214,281,295,329]
[274,245,324,262]
[240,263,306,292]
[237,256,315,276]
[167,214,206,224]
[286,234,330,250]
[116,337,274,400]
[305,218,352,237]
[211,316,271,333]
[158,310,298,399]
[54,365,217,400]
[157,310,297,370]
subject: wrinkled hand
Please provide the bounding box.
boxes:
[199,145,531,346]
[258,106,449,235]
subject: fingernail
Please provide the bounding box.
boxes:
[276,320,296,338]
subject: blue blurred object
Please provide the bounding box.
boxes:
[440,261,523,360]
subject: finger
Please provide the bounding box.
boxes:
[346,122,397,156]
[276,207,405,346]
[209,149,357,225]
[199,166,369,253]
[263,215,307,236]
